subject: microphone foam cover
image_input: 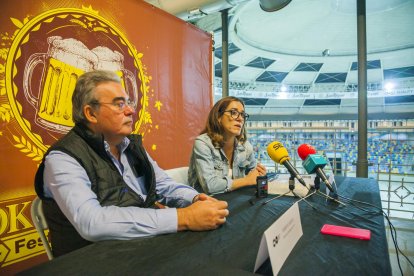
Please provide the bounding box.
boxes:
[297,144,316,160]
[267,141,290,164]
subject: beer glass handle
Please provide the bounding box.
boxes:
[123,69,138,107]
[23,53,46,108]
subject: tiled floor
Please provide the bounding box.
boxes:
[386,218,414,275]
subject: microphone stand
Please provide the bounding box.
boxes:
[262,175,316,210]
[310,176,346,206]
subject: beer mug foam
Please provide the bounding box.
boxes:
[24,36,97,133]
[23,37,138,133]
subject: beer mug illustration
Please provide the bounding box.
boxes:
[92,46,138,107]
[23,36,98,133]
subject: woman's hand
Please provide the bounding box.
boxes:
[245,168,261,184]
[229,164,267,191]
[256,163,267,176]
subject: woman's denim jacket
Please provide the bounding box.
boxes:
[188,133,257,194]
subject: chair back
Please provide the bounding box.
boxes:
[165,166,189,185]
[31,197,54,260]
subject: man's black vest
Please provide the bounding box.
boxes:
[34,124,158,257]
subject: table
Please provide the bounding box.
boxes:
[20,177,391,275]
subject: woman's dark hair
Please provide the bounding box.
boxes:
[201,96,247,148]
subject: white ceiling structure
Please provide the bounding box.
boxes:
[145,0,414,121]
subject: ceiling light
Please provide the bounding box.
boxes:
[260,0,292,12]
[278,91,288,99]
[384,82,394,91]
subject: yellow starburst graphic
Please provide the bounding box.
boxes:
[154,100,163,111]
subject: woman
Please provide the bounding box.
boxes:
[188,96,266,194]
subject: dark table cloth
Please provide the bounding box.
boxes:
[20,177,391,275]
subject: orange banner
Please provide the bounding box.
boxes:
[0,0,212,273]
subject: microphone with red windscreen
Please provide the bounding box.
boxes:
[297,144,334,193]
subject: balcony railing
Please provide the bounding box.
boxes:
[247,127,414,220]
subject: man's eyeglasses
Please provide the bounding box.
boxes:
[91,98,135,112]
[222,109,249,120]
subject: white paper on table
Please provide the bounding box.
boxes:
[268,174,315,197]
[254,202,303,274]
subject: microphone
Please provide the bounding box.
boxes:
[297,144,335,193]
[267,141,307,187]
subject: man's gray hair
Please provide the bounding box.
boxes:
[72,70,121,125]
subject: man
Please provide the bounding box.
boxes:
[34,70,229,257]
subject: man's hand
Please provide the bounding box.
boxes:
[177,200,229,231]
[192,193,218,203]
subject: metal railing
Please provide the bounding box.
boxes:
[247,127,414,219]
[215,77,414,93]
